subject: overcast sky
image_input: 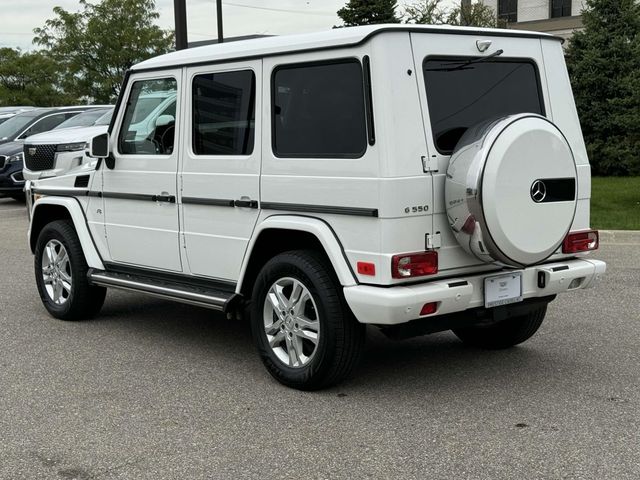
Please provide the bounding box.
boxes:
[0,0,457,51]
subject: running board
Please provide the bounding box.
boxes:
[87,269,239,312]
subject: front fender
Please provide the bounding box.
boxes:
[237,215,357,293]
[29,197,104,270]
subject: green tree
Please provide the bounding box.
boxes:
[0,48,76,106]
[566,0,640,176]
[337,0,400,26]
[403,0,502,28]
[34,0,174,103]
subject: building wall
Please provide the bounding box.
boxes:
[480,0,586,22]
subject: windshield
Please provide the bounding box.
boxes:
[54,108,111,129]
[0,111,40,141]
[94,110,113,126]
[423,58,544,153]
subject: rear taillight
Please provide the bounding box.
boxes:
[391,251,438,279]
[562,230,599,253]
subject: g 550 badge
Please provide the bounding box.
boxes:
[404,205,429,214]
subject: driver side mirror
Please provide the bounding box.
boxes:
[89,132,115,169]
[155,115,175,128]
[89,132,110,158]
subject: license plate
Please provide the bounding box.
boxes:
[484,272,523,308]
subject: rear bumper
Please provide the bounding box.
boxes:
[344,258,606,325]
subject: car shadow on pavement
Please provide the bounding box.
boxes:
[88,290,553,394]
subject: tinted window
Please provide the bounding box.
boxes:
[118,78,177,155]
[0,111,40,141]
[551,0,571,17]
[23,113,74,137]
[193,70,255,156]
[498,0,517,22]
[423,58,544,153]
[54,108,111,129]
[272,60,367,158]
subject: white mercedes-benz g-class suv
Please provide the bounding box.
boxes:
[26,25,606,390]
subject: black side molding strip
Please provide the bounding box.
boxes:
[261,202,378,217]
[33,188,88,197]
[182,197,234,207]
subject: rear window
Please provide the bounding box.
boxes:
[272,59,367,158]
[423,58,545,154]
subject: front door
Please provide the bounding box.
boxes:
[102,71,182,271]
[180,61,261,281]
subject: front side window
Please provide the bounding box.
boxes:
[550,0,571,18]
[118,77,177,155]
[272,60,367,158]
[498,0,518,22]
[193,70,255,156]
[423,58,544,154]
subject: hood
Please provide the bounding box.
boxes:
[25,124,108,144]
[0,140,24,156]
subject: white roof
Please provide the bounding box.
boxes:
[133,24,558,71]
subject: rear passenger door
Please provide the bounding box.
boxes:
[180,61,261,281]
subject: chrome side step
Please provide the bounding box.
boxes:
[87,269,239,312]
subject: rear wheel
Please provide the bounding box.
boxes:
[34,220,106,320]
[453,305,547,349]
[250,250,365,390]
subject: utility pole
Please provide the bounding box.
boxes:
[216,0,224,43]
[174,0,188,50]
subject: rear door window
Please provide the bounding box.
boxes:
[423,58,544,154]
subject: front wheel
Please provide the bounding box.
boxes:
[250,250,365,390]
[34,220,106,320]
[453,305,548,349]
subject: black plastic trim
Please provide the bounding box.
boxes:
[101,191,156,202]
[261,201,378,217]
[448,280,468,288]
[182,197,234,207]
[33,188,88,197]
[102,262,237,292]
[551,265,570,272]
[362,55,376,146]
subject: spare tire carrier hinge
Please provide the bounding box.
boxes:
[426,232,442,249]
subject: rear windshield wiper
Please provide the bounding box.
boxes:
[425,49,504,72]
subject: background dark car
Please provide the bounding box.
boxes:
[0,106,110,201]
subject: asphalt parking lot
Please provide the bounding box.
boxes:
[0,196,638,480]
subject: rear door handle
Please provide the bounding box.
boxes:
[153,193,176,203]
[233,199,258,209]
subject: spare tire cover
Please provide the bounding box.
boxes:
[445,114,577,267]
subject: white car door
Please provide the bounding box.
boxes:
[102,71,182,272]
[180,61,261,281]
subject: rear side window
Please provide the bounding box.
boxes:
[193,70,255,156]
[272,60,367,158]
[423,58,544,154]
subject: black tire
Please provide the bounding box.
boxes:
[10,193,26,202]
[250,250,365,390]
[34,220,106,320]
[452,305,547,349]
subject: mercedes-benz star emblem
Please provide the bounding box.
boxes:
[28,147,37,156]
[530,180,547,203]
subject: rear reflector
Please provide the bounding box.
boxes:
[562,230,599,253]
[391,251,438,279]
[420,302,438,316]
[357,262,376,276]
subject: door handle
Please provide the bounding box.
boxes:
[153,193,176,203]
[233,199,258,209]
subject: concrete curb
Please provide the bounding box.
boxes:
[599,230,640,245]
